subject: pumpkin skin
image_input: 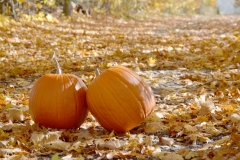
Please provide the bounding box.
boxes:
[86,65,155,132]
[29,74,88,129]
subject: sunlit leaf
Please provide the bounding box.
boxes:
[148,57,156,67]
[46,14,53,22]
[160,137,174,146]
[51,153,62,160]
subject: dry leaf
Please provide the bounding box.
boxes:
[162,153,184,160]
[151,147,162,157]
[184,124,197,133]
[6,108,24,122]
[148,57,156,67]
[106,151,118,159]
[230,113,240,123]
[100,139,122,149]
[199,100,214,116]
[44,140,71,150]
[30,132,45,146]
[214,136,230,145]
[45,131,62,143]
[144,122,165,133]
[160,137,175,146]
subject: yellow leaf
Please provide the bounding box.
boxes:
[195,116,208,122]
[230,113,240,123]
[4,103,12,109]
[17,0,26,3]
[48,0,55,6]
[0,129,8,139]
[37,3,43,9]
[234,55,240,63]
[212,152,222,160]
[148,57,156,67]
[185,151,198,159]
[38,12,45,18]
[222,105,236,113]
[93,51,99,57]
[213,47,223,57]
[206,127,221,136]
[184,124,197,133]
[46,14,53,22]
[51,153,62,160]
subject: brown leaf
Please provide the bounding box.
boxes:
[44,140,71,150]
[159,137,175,146]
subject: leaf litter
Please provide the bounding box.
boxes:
[0,14,240,159]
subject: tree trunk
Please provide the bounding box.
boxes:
[0,0,5,15]
[63,0,72,16]
[9,0,17,19]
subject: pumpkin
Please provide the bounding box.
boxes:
[86,65,155,132]
[29,53,88,129]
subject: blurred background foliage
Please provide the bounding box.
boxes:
[1,0,240,19]
[70,0,219,18]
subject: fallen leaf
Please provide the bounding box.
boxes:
[231,132,240,146]
[6,108,25,122]
[199,100,214,116]
[151,147,162,157]
[100,138,122,149]
[51,153,62,160]
[45,131,62,143]
[30,132,45,146]
[106,150,118,159]
[184,124,197,133]
[162,153,184,160]
[144,122,166,133]
[214,136,230,145]
[230,113,240,123]
[44,140,71,150]
[185,151,199,159]
[148,57,156,67]
[159,137,175,146]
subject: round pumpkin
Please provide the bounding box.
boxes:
[29,74,88,129]
[86,65,155,132]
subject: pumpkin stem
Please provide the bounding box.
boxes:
[52,52,62,74]
[95,68,101,76]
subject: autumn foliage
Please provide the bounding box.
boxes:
[0,10,240,160]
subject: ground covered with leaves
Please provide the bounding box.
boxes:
[0,13,240,159]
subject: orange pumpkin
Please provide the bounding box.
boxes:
[86,65,155,132]
[29,53,88,129]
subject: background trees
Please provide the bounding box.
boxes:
[0,0,239,19]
